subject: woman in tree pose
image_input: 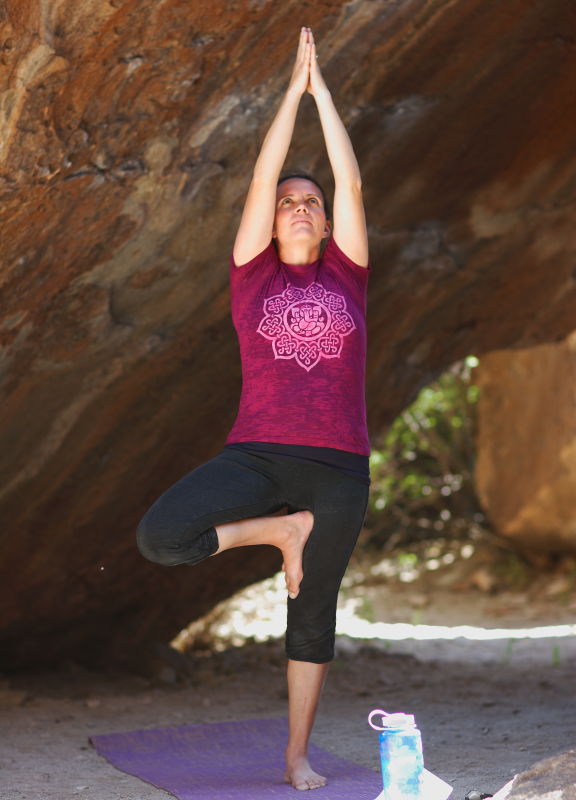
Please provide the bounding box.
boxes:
[137,27,371,791]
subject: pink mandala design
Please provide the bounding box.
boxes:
[257,282,356,372]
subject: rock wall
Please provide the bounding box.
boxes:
[475,332,576,555]
[2,0,576,668]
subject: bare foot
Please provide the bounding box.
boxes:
[279,511,314,599]
[214,510,313,598]
[285,755,327,791]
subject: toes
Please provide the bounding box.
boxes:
[286,569,302,599]
[292,776,326,790]
[283,564,294,597]
[287,573,302,599]
[285,767,326,791]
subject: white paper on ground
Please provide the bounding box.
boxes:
[372,768,453,800]
[421,769,454,799]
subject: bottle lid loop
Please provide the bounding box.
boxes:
[368,709,416,730]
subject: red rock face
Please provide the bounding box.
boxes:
[2,0,576,668]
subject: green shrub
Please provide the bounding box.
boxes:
[364,356,485,551]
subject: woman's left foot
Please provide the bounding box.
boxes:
[284,755,327,791]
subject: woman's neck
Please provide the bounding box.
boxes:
[277,240,321,265]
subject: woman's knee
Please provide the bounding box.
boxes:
[136,507,219,567]
[136,510,180,566]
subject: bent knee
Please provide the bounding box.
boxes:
[136,510,218,567]
[136,512,182,566]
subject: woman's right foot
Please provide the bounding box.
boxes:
[285,753,327,790]
[278,511,314,599]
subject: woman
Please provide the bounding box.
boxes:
[137,27,371,791]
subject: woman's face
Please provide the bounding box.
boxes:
[273,178,331,246]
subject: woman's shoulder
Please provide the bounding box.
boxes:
[321,236,371,275]
[231,240,278,271]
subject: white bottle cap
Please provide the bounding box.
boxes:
[368,709,416,731]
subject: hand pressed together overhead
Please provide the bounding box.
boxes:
[288,27,329,98]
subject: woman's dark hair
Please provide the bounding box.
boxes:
[277,172,331,220]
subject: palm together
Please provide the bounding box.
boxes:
[289,27,328,97]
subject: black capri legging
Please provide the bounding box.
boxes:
[136,444,370,664]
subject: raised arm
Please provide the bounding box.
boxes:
[307,30,369,267]
[233,29,311,266]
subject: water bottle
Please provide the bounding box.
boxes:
[368,709,424,800]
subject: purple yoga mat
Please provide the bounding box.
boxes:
[91,716,381,799]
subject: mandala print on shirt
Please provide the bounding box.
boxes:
[257,282,356,371]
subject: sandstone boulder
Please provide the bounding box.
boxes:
[475,332,576,554]
[492,750,576,800]
[2,0,576,668]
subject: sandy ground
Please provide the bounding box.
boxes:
[1,543,575,800]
